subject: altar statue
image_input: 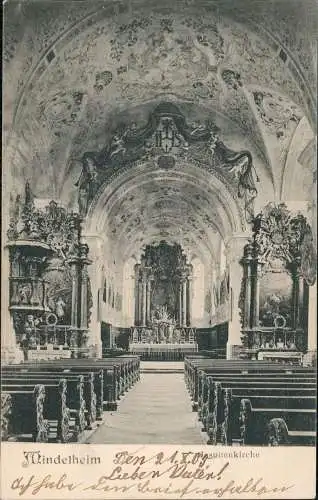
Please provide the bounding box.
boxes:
[158,305,171,323]
[168,323,174,343]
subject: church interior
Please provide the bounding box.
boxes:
[2,0,317,446]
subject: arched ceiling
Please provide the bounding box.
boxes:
[86,164,243,263]
[4,0,316,265]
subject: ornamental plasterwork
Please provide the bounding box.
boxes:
[253,203,316,285]
[4,3,314,224]
[4,2,314,109]
[77,102,258,223]
[8,8,305,132]
[7,183,82,261]
[249,2,317,94]
[250,87,304,191]
[252,89,303,160]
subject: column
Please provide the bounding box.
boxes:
[68,258,80,327]
[292,267,300,329]
[179,283,182,326]
[297,273,305,328]
[146,279,151,324]
[182,279,187,326]
[308,282,317,351]
[138,280,143,326]
[81,234,104,357]
[142,278,147,326]
[188,278,192,326]
[134,278,139,326]
[241,243,253,328]
[80,265,88,329]
[226,232,252,359]
[253,260,263,328]
[1,246,23,363]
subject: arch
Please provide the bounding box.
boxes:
[84,161,246,265]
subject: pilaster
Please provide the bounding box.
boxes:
[225,232,252,359]
[82,233,104,357]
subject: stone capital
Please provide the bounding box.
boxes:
[225,232,252,263]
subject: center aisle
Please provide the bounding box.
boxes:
[86,363,207,444]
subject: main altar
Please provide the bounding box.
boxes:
[129,242,198,360]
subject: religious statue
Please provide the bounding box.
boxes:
[55,296,66,321]
[18,283,32,304]
[168,323,174,343]
[75,153,98,215]
[24,314,40,348]
[229,154,258,221]
[20,334,29,361]
[276,338,284,349]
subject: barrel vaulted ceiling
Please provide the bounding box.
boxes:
[3,0,317,263]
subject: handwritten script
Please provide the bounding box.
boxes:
[10,449,294,498]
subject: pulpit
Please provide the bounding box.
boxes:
[6,183,93,360]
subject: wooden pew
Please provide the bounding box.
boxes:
[2,378,71,442]
[236,397,316,446]
[2,373,87,434]
[202,375,315,446]
[266,417,316,446]
[1,393,12,441]
[4,355,140,414]
[2,356,140,443]
[2,369,98,429]
[187,359,314,411]
[1,385,49,442]
[185,357,315,446]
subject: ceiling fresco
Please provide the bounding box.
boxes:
[3,0,316,265]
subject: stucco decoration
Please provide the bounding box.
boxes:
[4,2,314,215]
[77,102,259,223]
[252,89,303,161]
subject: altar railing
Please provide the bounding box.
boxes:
[20,325,89,351]
[241,328,306,352]
[130,326,197,344]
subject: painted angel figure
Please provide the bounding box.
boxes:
[109,130,127,159]
[205,120,219,155]
[189,121,206,136]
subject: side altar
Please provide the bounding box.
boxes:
[239,203,316,364]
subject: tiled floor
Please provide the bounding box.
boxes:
[86,372,207,444]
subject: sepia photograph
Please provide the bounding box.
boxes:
[1,0,317,498]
